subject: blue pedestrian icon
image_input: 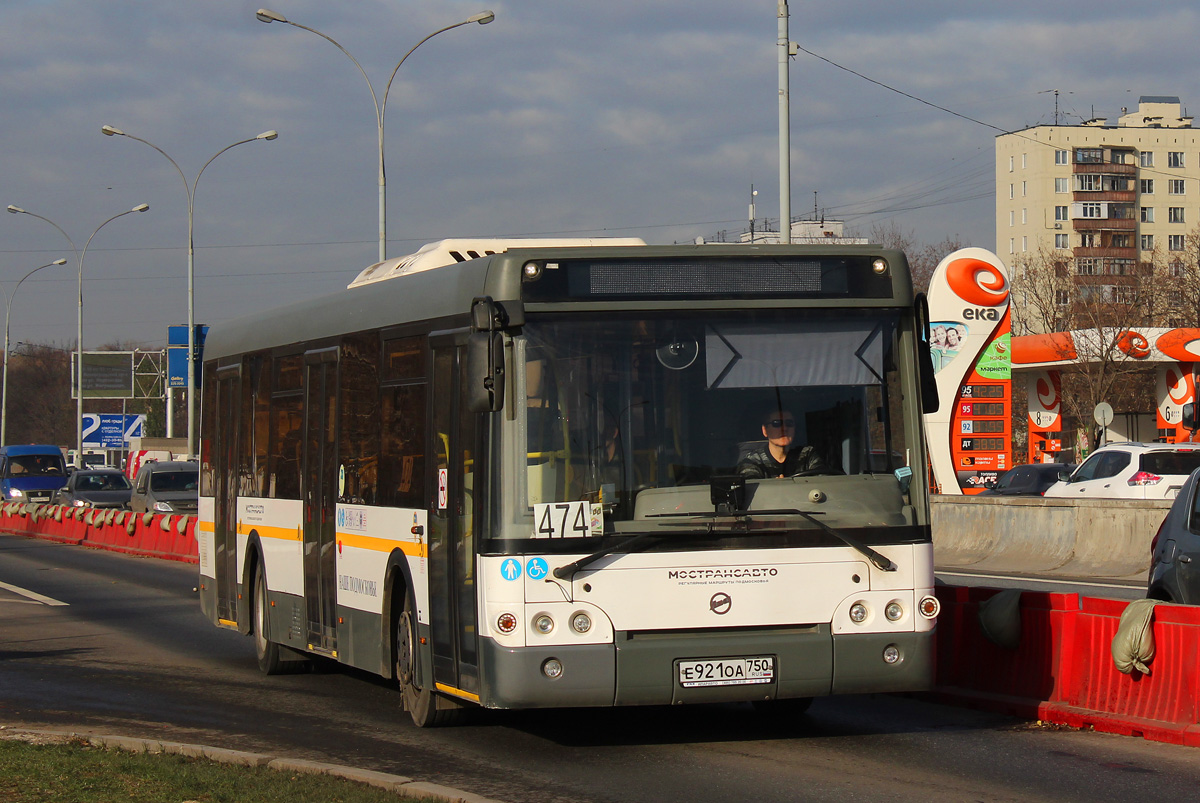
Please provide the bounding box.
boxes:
[526,557,548,580]
[501,558,522,581]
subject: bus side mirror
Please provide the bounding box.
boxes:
[915,294,940,414]
[466,332,505,413]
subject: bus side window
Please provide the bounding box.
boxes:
[380,384,426,510]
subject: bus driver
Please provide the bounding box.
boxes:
[737,407,827,479]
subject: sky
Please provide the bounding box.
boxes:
[2,0,1200,350]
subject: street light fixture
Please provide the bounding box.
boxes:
[101,126,278,460]
[7,203,149,466]
[255,7,494,263]
[0,258,68,444]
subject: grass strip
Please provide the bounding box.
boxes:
[0,735,438,803]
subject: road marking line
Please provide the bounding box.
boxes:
[0,580,68,606]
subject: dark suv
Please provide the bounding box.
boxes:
[130,460,199,514]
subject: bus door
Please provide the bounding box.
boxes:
[427,340,480,698]
[302,347,339,652]
[214,366,241,623]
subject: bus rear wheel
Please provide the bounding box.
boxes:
[396,594,464,728]
[253,566,284,675]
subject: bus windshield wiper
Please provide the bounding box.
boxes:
[647,508,896,572]
[552,532,662,580]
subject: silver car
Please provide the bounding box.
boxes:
[130,460,199,515]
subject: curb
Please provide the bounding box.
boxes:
[0,727,505,803]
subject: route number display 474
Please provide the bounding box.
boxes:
[532,500,603,538]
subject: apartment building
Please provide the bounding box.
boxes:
[996,96,1198,333]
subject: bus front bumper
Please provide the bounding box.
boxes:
[477,625,935,709]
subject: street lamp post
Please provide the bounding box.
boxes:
[101,126,279,460]
[0,258,68,444]
[255,7,494,263]
[6,203,149,467]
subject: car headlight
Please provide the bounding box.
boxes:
[72,499,89,508]
[7,488,25,500]
[153,501,173,513]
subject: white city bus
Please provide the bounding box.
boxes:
[198,239,941,726]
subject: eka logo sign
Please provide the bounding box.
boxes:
[946,257,1009,314]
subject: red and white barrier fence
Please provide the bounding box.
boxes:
[0,502,197,563]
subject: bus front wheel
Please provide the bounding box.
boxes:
[396,594,463,727]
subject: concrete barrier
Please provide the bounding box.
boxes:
[932,495,1171,578]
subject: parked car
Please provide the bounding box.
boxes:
[1044,442,1200,500]
[53,468,132,509]
[130,460,199,514]
[979,463,1076,497]
[1147,467,1200,603]
[0,444,68,504]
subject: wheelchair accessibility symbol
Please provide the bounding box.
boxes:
[526,558,548,580]
[501,558,522,581]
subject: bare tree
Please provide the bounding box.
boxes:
[1012,245,1164,441]
[5,343,73,446]
[865,222,964,293]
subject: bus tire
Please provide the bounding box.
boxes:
[253,565,284,675]
[396,593,464,728]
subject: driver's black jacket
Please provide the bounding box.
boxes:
[736,443,826,478]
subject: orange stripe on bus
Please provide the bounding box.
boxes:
[337,531,427,558]
[237,522,302,542]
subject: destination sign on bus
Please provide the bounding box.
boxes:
[521,255,895,302]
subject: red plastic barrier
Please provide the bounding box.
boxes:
[933,586,1076,718]
[1041,596,1200,745]
[932,585,1200,746]
[61,508,199,564]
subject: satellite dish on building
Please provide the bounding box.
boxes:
[1093,402,1114,427]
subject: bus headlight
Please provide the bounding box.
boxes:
[882,644,901,664]
[570,612,592,633]
[885,601,904,622]
[918,595,940,619]
[849,603,868,623]
[496,612,517,634]
[542,658,563,679]
[522,261,543,281]
[872,258,889,275]
[533,613,554,634]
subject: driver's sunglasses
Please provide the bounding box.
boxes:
[766,418,796,430]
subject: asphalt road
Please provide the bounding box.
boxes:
[3,533,1198,802]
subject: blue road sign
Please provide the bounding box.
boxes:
[82,413,145,448]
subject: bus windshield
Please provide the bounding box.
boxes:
[502,309,910,537]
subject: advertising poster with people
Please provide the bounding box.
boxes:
[922,248,1012,494]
